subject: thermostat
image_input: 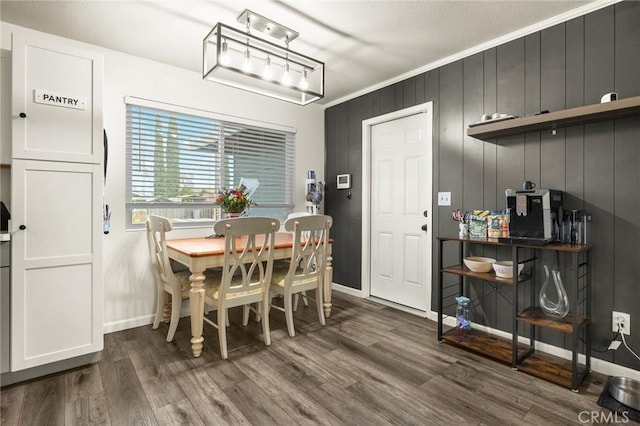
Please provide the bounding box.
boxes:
[336,174,351,189]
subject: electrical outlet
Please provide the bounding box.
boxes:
[612,311,631,335]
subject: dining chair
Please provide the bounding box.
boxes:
[203,217,279,359]
[270,214,332,337]
[282,211,313,310]
[146,214,217,342]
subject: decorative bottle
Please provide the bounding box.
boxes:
[539,265,570,318]
[455,296,471,331]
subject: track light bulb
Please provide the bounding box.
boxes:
[220,39,230,66]
[282,62,292,86]
[243,48,251,72]
[300,68,309,90]
[263,56,272,79]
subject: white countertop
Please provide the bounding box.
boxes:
[0,232,10,242]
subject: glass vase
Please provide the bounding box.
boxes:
[539,265,570,318]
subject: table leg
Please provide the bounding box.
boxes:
[323,255,333,317]
[189,270,206,357]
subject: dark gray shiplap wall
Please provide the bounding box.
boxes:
[325,2,640,369]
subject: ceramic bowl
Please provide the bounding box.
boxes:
[463,256,496,273]
[492,260,524,278]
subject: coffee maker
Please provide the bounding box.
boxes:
[502,188,563,245]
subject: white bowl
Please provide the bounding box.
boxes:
[463,256,496,272]
[492,260,524,278]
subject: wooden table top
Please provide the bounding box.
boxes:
[165,232,296,258]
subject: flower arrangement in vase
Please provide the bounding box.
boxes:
[215,184,255,218]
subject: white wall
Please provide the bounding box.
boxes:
[0,23,325,332]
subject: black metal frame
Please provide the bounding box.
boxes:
[436,236,592,391]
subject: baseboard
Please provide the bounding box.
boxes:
[102,301,200,334]
[367,296,429,318]
[332,282,364,298]
[103,314,155,334]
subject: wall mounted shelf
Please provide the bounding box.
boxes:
[467,95,640,140]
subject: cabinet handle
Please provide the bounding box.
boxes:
[19,112,27,118]
[421,224,428,231]
[18,225,26,230]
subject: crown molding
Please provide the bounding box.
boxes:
[324,0,621,109]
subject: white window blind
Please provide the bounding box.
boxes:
[125,100,295,227]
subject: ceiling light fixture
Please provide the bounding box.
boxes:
[203,9,324,105]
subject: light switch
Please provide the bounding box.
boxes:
[438,192,451,206]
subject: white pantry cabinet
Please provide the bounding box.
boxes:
[10,33,103,372]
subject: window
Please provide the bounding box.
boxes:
[125,97,295,228]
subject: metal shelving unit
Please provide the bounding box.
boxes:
[437,236,593,391]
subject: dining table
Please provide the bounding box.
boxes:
[165,232,333,358]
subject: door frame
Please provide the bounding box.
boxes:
[361,101,434,316]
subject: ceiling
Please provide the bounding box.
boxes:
[1,0,600,105]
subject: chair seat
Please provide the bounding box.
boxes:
[204,271,262,300]
[270,261,308,288]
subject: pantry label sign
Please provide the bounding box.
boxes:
[34,89,87,110]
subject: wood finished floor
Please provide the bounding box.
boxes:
[1,292,617,425]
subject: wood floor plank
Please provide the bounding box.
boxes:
[64,393,111,426]
[265,335,360,389]
[314,328,432,386]
[18,373,65,426]
[0,292,612,426]
[152,398,205,426]
[231,353,343,425]
[347,378,467,425]
[99,358,158,426]
[309,381,395,425]
[223,379,295,425]
[125,333,189,410]
[420,373,531,425]
[64,364,104,401]
[0,383,26,425]
[64,364,110,426]
[169,365,251,425]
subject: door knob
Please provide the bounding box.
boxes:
[18,224,26,230]
[19,112,27,118]
[421,224,428,231]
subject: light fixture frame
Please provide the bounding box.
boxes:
[203,20,324,105]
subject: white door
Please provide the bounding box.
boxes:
[11,160,103,370]
[369,110,432,311]
[11,34,103,371]
[11,33,103,163]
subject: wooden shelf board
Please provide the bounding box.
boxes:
[437,236,593,253]
[467,95,640,140]
[441,264,515,285]
[0,164,10,169]
[441,328,588,389]
[517,350,588,390]
[441,328,516,364]
[517,307,587,334]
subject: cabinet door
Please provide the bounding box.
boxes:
[11,159,103,371]
[12,33,103,164]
